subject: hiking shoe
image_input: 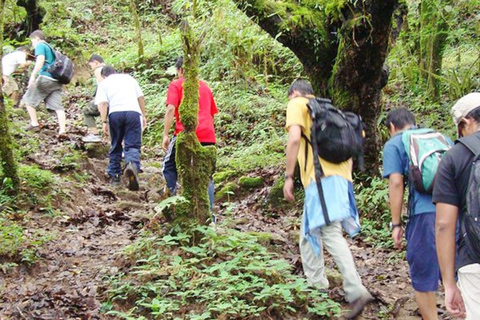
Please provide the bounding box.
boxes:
[82,133,102,143]
[25,124,40,132]
[111,174,121,186]
[124,162,139,191]
[345,292,374,319]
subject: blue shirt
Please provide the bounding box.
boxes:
[382,132,436,215]
[35,42,55,77]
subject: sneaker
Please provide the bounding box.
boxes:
[82,133,102,143]
[345,292,374,319]
[25,124,40,132]
[124,162,139,191]
[111,174,121,186]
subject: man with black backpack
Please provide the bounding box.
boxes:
[22,30,66,135]
[383,108,451,320]
[434,92,480,320]
[283,79,372,319]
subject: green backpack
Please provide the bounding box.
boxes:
[402,128,451,194]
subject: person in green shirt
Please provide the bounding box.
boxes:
[22,30,66,135]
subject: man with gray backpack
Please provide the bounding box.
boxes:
[383,107,451,320]
[434,92,480,320]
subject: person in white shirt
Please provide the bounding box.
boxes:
[95,65,146,191]
[2,46,31,104]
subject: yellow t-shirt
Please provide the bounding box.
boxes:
[286,96,352,188]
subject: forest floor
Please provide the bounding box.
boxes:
[0,105,453,320]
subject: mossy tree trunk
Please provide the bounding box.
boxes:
[16,0,44,36]
[129,0,144,64]
[0,0,20,195]
[419,0,451,100]
[233,0,405,174]
[176,20,216,226]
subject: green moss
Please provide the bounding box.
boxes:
[238,176,263,189]
[213,170,237,184]
[267,176,286,207]
[215,182,238,201]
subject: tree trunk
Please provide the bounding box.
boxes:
[16,0,44,36]
[419,0,450,100]
[0,0,20,195]
[233,0,403,174]
[176,20,216,226]
[129,0,144,64]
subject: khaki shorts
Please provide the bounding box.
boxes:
[22,75,63,111]
[2,76,19,97]
[458,263,480,320]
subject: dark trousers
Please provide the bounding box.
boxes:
[108,111,142,177]
[162,135,215,209]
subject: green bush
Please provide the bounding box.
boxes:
[106,226,341,319]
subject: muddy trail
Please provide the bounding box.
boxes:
[1,102,452,319]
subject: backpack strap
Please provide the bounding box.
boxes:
[40,42,56,68]
[307,98,331,226]
[457,134,480,157]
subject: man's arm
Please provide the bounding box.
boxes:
[98,102,109,136]
[388,173,405,249]
[138,96,147,131]
[436,202,466,318]
[28,55,45,88]
[162,104,175,150]
[283,125,301,202]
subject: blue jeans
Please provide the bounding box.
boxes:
[107,111,142,177]
[162,135,215,209]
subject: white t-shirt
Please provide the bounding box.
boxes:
[2,51,27,76]
[94,73,144,114]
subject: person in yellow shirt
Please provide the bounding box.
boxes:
[283,79,372,319]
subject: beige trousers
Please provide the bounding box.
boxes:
[458,263,480,320]
[299,220,369,302]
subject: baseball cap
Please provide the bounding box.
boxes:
[451,92,480,137]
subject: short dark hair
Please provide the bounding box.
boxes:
[288,79,314,97]
[101,65,116,78]
[385,107,416,130]
[175,56,183,70]
[88,54,104,63]
[30,30,45,40]
[465,106,480,123]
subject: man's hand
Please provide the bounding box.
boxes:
[444,284,466,318]
[142,116,147,132]
[103,122,109,137]
[162,135,170,151]
[283,178,295,202]
[392,226,404,249]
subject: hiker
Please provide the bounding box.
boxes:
[82,54,106,143]
[2,46,32,104]
[383,107,451,320]
[283,79,372,319]
[162,56,218,208]
[21,30,66,135]
[433,92,480,320]
[94,66,146,191]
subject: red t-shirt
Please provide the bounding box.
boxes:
[166,78,218,143]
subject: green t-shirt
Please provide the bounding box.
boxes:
[35,42,55,77]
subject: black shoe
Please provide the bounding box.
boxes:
[111,174,121,186]
[124,162,139,191]
[345,292,374,319]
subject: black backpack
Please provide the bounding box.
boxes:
[302,97,365,225]
[457,134,480,261]
[44,43,74,85]
[302,98,365,169]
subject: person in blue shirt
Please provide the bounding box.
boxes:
[22,30,65,135]
[383,107,447,320]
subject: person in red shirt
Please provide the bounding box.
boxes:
[162,56,218,208]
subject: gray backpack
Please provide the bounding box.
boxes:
[458,134,480,261]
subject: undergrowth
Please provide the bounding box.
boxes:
[104,225,342,319]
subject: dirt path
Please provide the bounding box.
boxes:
[0,116,453,319]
